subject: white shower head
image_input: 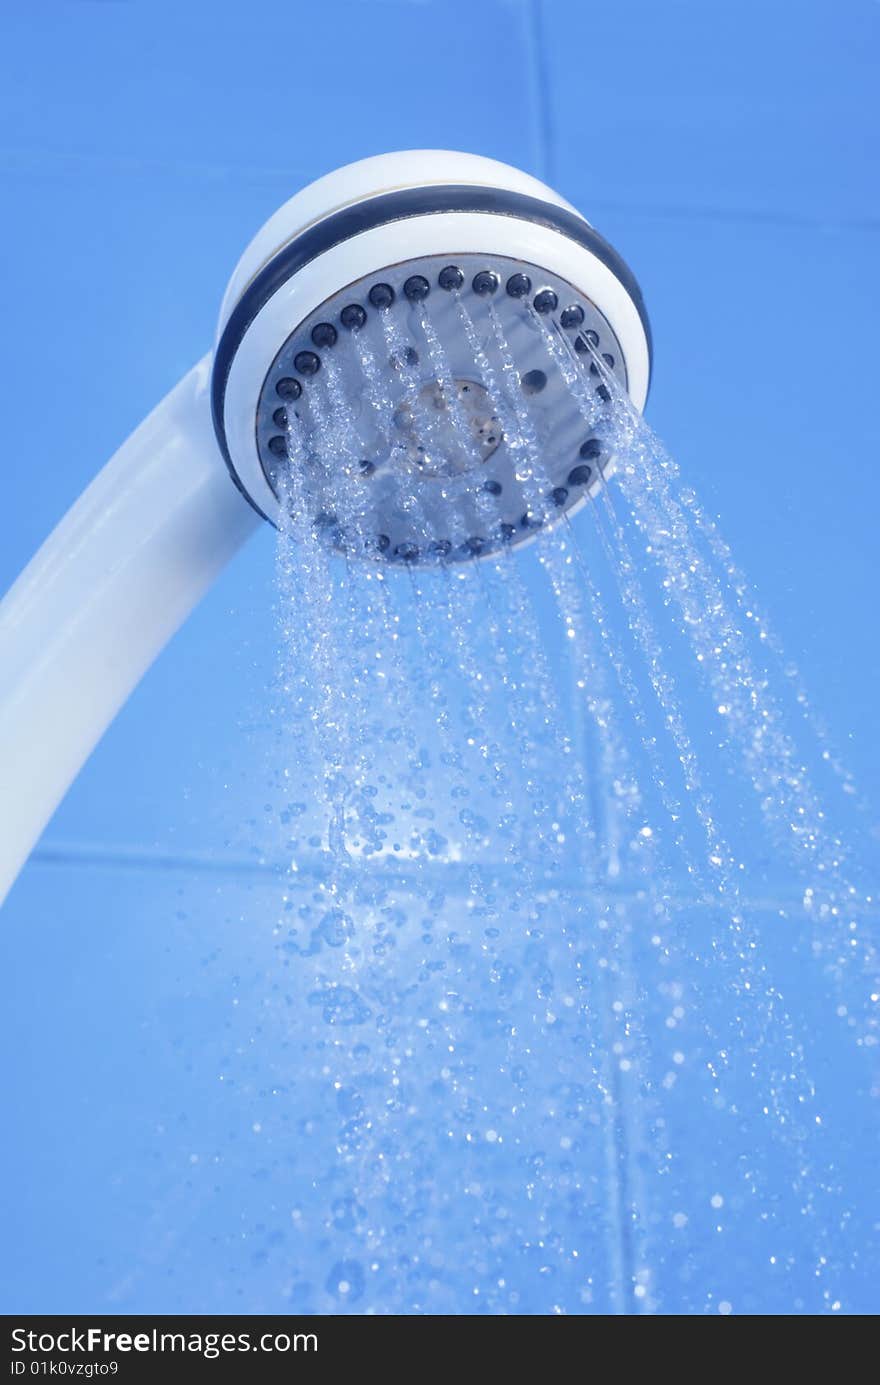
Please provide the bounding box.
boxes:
[213,151,651,563]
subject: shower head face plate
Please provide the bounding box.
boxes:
[255,254,626,565]
[214,153,652,549]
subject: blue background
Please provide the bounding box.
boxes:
[0,0,877,1315]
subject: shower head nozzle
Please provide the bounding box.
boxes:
[212,150,651,565]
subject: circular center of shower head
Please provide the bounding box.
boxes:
[393,378,502,479]
[254,252,628,565]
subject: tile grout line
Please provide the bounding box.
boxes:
[2,144,877,234]
[523,0,555,184]
[24,843,880,910]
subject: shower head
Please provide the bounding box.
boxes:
[213,150,651,565]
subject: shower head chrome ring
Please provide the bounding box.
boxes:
[212,151,652,558]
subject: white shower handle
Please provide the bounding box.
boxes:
[0,356,261,905]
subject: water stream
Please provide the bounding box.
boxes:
[260,295,877,1314]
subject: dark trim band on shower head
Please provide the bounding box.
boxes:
[211,183,653,518]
